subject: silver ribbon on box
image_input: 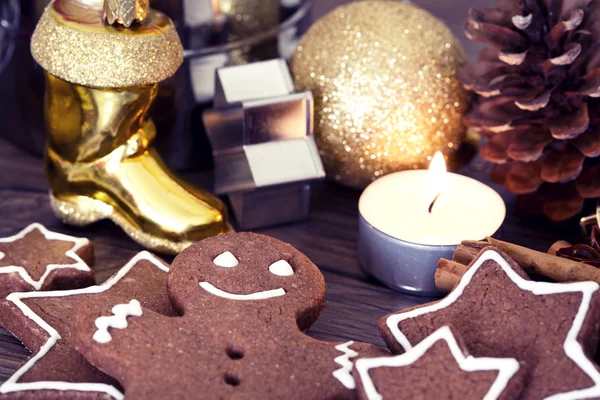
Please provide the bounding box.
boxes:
[204,59,325,230]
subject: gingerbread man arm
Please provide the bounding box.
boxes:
[351,341,389,357]
[73,301,168,386]
[74,304,214,400]
[325,339,388,395]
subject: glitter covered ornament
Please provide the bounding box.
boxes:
[31,0,232,254]
[291,1,471,189]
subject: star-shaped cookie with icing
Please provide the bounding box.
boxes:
[0,223,95,297]
[354,326,525,400]
[381,248,600,400]
[0,251,174,399]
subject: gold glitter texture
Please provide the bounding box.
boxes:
[31,5,183,88]
[50,194,225,256]
[291,1,471,189]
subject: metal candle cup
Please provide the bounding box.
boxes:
[358,155,506,296]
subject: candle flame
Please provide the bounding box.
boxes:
[426,152,446,213]
[212,0,222,16]
[216,0,228,14]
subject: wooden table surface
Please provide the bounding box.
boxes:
[0,135,585,382]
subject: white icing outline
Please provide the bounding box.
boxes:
[332,341,358,389]
[93,299,143,344]
[213,252,239,268]
[268,260,294,276]
[199,282,286,300]
[385,249,600,400]
[0,223,91,291]
[355,326,520,400]
[0,251,169,400]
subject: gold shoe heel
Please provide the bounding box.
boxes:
[49,193,113,227]
[50,192,212,254]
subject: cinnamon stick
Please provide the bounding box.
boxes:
[453,240,487,265]
[434,237,600,292]
[485,237,600,284]
[435,259,468,292]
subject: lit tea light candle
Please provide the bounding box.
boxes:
[358,152,506,296]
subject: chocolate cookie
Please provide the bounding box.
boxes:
[354,326,525,400]
[381,247,600,399]
[0,223,95,297]
[0,251,174,399]
[73,233,386,399]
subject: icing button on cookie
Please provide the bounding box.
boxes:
[224,371,242,387]
[226,344,244,360]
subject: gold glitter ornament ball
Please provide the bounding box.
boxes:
[291,1,471,189]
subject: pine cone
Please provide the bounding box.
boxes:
[461,0,600,221]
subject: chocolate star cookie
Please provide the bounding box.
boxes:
[0,223,95,297]
[73,233,386,400]
[354,326,525,400]
[0,251,174,399]
[381,248,600,399]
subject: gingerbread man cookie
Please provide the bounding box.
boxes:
[354,326,525,400]
[0,251,174,399]
[73,233,386,399]
[0,223,95,297]
[381,248,600,399]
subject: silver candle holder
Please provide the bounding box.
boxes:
[358,215,457,296]
[357,167,506,297]
[204,59,325,230]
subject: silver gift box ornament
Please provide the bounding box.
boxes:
[203,59,325,230]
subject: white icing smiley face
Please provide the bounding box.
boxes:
[199,252,295,300]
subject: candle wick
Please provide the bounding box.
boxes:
[428,193,440,213]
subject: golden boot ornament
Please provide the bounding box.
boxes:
[31,0,232,254]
